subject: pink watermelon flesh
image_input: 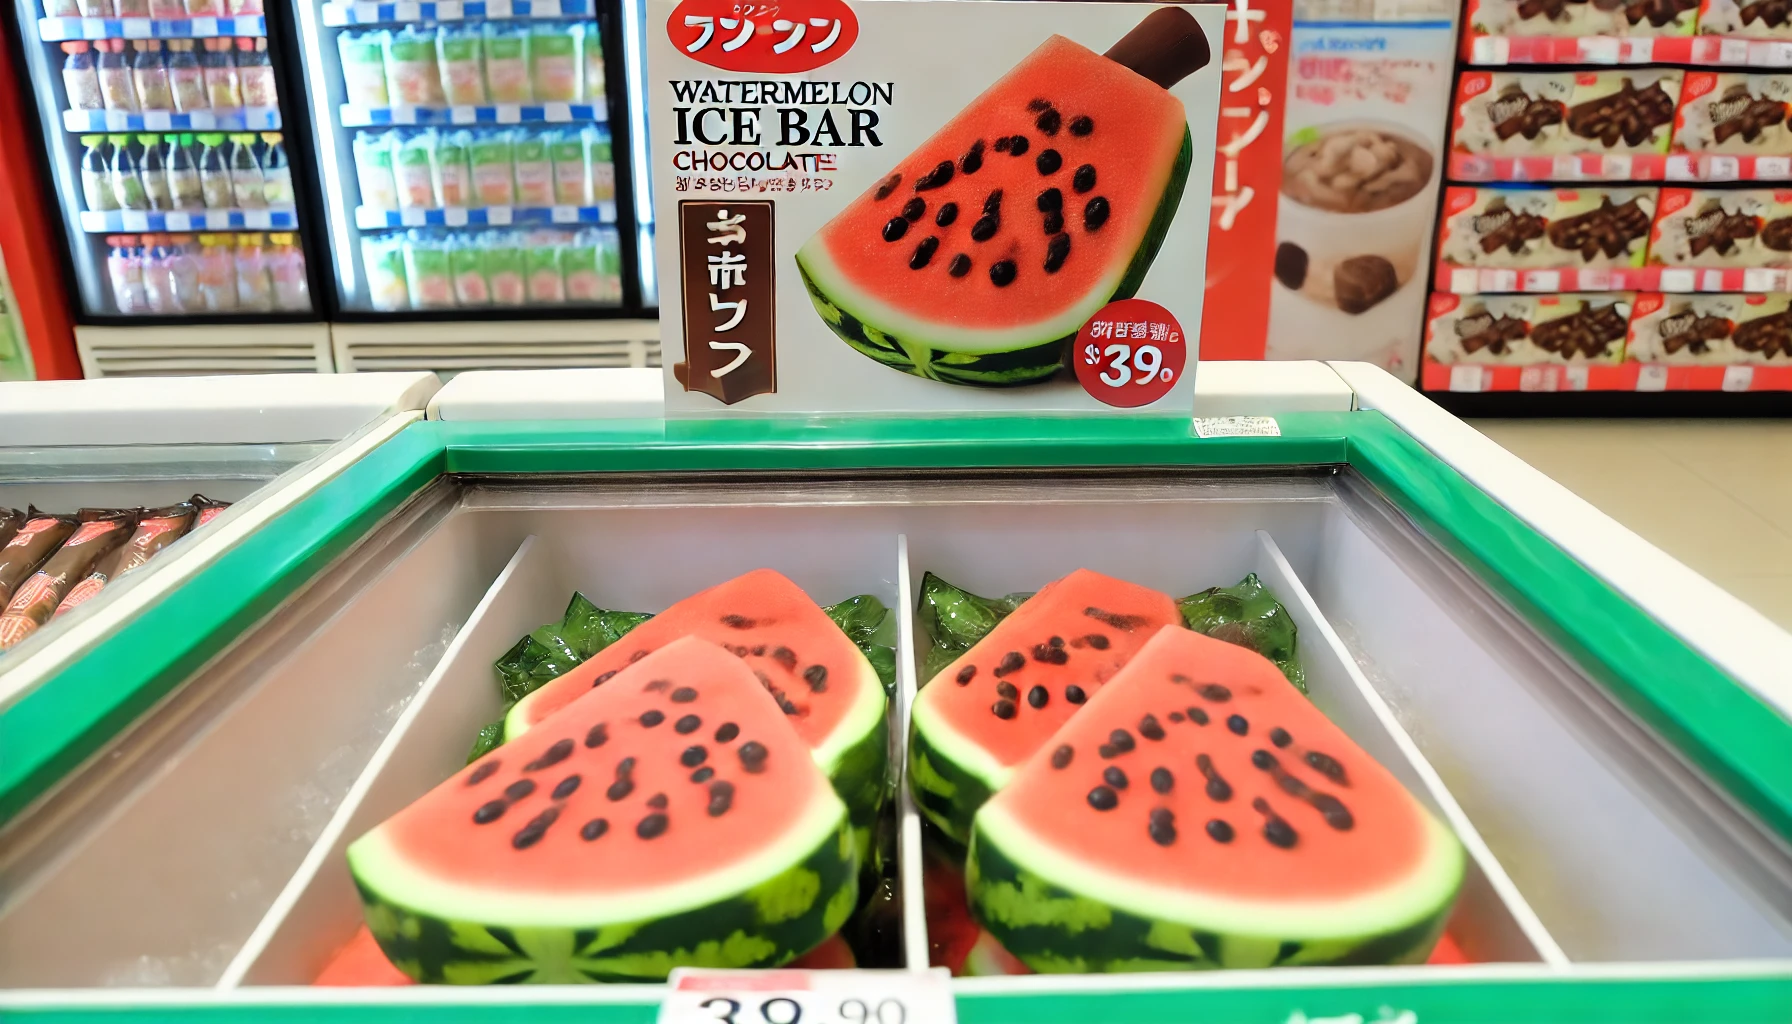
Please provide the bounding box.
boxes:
[796,35,1189,351]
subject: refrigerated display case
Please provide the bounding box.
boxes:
[288,0,647,322]
[0,362,1786,1019]
[3,0,321,325]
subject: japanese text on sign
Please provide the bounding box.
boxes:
[678,200,777,404]
[1074,298,1187,408]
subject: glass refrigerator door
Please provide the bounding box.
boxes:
[294,0,630,314]
[7,0,315,318]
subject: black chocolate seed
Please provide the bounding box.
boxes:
[552,774,582,799]
[994,136,1012,153]
[615,757,636,777]
[1042,210,1063,235]
[1051,744,1074,769]
[1007,135,1029,156]
[473,799,508,824]
[770,647,798,671]
[1036,108,1062,135]
[1027,685,1049,708]
[669,687,697,704]
[1197,754,1232,802]
[1098,744,1117,758]
[1103,766,1129,790]
[1084,196,1110,231]
[1255,797,1298,849]
[995,681,1019,700]
[1306,751,1349,785]
[675,714,702,735]
[989,260,1017,287]
[960,141,984,174]
[947,254,971,277]
[1030,643,1068,665]
[647,793,668,809]
[936,202,959,227]
[1313,794,1355,831]
[580,817,609,841]
[1251,749,1275,771]
[992,700,1017,720]
[1065,685,1087,704]
[1027,97,1052,112]
[629,650,648,663]
[1139,714,1165,741]
[468,761,500,785]
[504,779,536,801]
[1069,115,1093,136]
[1269,728,1292,748]
[1043,233,1071,273]
[1148,807,1177,847]
[1206,818,1235,843]
[524,738,574,772]
[511,806,559,849]
[751,646,766,656]
[1049,636,1065,648]
[1187,707,1210,726]
[690,766,715,783]
[1169,711,1185,723]
[1150,767,1174,794]
[640,710,665,728]
[982,190,1004,215]
[875,173,901,200]
[1037,187,1062,212]
[1227,714,1249,736]
[1085,607,1151,630]
[721,614,755,629]
[1108,729,1136,753]
[956,664,977,685]
[1087,785,1118,811]
[715,722,739,743]
[708,780,735,817]
[803,664,829,692]
[1035,149,1062,175]
[882,216,909,242]
[1072,163,1096,193]
[970,216,999,243]
[606,778,634,801]
[909,237,938,270]
[901,197,925,222]
[739,741,768,773]
[915,159,954,191]
[1199,684,1233,702]
[994,651,1025,676]
[680,745,708,768]
[637,813,669,839]
[1084,634,1110,650]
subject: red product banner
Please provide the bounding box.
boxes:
[1199,0,1292,361]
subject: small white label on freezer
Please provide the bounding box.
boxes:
[1193,416,1281,439]
[1665,155,1695,180]
[1723,365,1755,392]
[143,110,171,131]
[544,101,572,122]
[1601,154,1632,179]
[487,0,512,15]
[1757,40,1792,65]
[401,209,426,226]
[660,969,955,1024]
[450,106,476,125]
[1620,36,1653,62]
[1743,268,1778,292]
[1565,365,1590,391]
[1482,268,1518,292]
[245,210,271,229]
[188,16,215,34]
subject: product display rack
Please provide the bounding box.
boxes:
[1427,5,1792,408]
[0,365,1787,1019]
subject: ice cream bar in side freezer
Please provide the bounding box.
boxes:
[0,510,78,607]
[53,501,198,621]
[0,509,138,651]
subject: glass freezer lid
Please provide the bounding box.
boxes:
[0,413,1787,1019]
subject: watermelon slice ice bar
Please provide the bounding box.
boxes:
[909,569,1180,847]
[796,9,1209,387]
[968,625,1464,972]
[349,636,858,983]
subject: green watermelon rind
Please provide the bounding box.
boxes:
[906,701,1000,853]
[795,128,1194,387]
[350,794,859,984]
[965,801,1464,973]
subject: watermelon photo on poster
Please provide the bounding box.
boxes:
[651,1,1225,415]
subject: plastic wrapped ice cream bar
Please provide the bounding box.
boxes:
[0,508,137,651]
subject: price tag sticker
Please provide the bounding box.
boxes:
[1072,298,1185,408]
[659,969,955,1024]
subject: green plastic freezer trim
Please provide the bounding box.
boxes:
[1,411,1787,861]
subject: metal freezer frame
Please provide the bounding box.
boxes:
[2,405,1789,1020]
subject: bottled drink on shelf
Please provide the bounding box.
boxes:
[74,0,114,20]
[62,43,102,113]
[196,233,237,311]
[229,0,263,16]
[513,128,553,206]
[147,0,184,19]
[339,31,391,108]
[115,0,149,19]
[234,232,272,311]
[438,24,486,105]
[385,25,444,106]
[353,130,399,210]
[226,133,265,209]
[395,130,437,210]
[166,134,204,210]
[138,133,172,212]
[97,40,139,113]
[46,0,81,18]
[531,21,579,103]
[106,236,146,314]
[167,41,206,114]
[402,230,454,309]
[131,41,174,112]
[436,129,473,208]
[201,38,241,110]
[109,134,149,211]
[585,124,614,203]
[582,22,605,105]
[184,0,223,20]
[483,23,530,103]
[196,133,233,209]
[267,232,308,311]
[260,133,293,207]
[236,38,276,109]
[80,135,117,213]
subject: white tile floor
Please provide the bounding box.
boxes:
[1471,419,1792,631]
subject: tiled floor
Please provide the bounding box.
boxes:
[1470,419,1792,631]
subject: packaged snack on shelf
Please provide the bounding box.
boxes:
[580,21,605,105]
[1466,0,1699,36]
[395,130,439,211]
[340,31,391,108]
[402,230,455,309]
[525,229,566,302]
[484,23,531,103]
[1452,72,1573,156]
[0,508,138,651]
[531,22,580,103]
[385,25,445,107]
[470,128,516,206]
[512,128,554,206]
[1649,188,1792,266]
[353,130,400,211]
[138,133,170,211]
[1563,70,1682,155]
[584,124,614,203]
[435,129,473,208]
[1698,0,1792,37]
[485,229,526,305]
[1439,186,1658,269]
[1425,291,1634,364]
[191,494,230,526]
[549,128,589,206]
[449,234,490,306]
[1673,72,1792,155]
[437,24,487,105]
[563,227,604,302]
[362,233,409,311]
[1626,291,1792,363]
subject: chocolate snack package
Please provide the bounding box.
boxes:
[0,508,138,651]
[1425,291,1634,365]
[1468,0,1699,37]
[0,508,78,607]
[1674,73,1792,155]
[1628,291,1792,363]
[1649,188,1792,267]
[190,494,230,528]
[1453,73,1574,157]
[1437,186,1657,269]
[1564,70,1683,155]
[0,508,24,551]
[53,501,198,620]
[1698,0,1792,39]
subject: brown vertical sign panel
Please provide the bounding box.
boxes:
[677,200,776,405]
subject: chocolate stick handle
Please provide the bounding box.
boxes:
[1103,6,1211,90]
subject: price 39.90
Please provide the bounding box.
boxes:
[695,995,910,1024]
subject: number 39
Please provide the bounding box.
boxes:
[697,996,907,1024]
[1099,343,1168,387]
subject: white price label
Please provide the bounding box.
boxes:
[450,105,477,125]
[143,110,172,131]
[1522,270,1560,293]
[1658,268,1696,292]
[1447,267,1478,294]
[1601,154,1631,180]
[1565,365,1590,391]
[1449,365,1488,393]
[1620,36,1653,62]
[1723,365,1755,391]
[1743,267,1778,292]
[1665,155,1695,181]
[121,16,151,36]
[1578,36,1619,63]
[544,101,573,122]
[497,104,523,124]
[1193,416,1281,439]
[394,1,420,19]
[1756,155,1791,179]
[1720,37,1751,63]
[1482,268,1518,292]
[437,1,464,18]
[444,207,469,226]
[551,204,578,223]
[659,969,955,1024]
[1635,364,1669,391]
[1704,154,1740,181]
[486,206,514,225]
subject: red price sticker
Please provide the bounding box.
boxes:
[1073,299,1185,408]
